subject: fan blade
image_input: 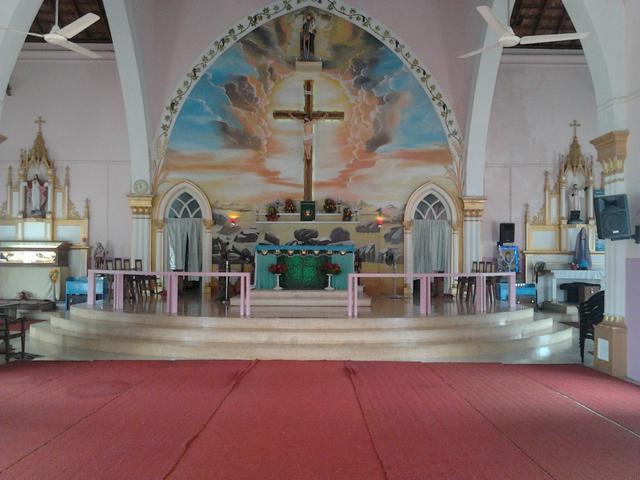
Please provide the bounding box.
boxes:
[477,6,511,36]
[59,13,100,39]
[57,39,102,59]
[0,26,44,38]
[458,42,500,59]
[520,32,589,45]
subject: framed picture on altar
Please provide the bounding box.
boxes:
[497,245,519,273]
[300,201,316,221]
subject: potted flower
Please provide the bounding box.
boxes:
[268,263,287,290]
[265,205,279,221]
[342,207,353,222]
[323,198,337,213]
[322,262,341,290]
[284,198,297,213]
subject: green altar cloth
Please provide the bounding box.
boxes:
[255,245,354,290]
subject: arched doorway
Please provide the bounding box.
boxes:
[153,181,213,283]
[404,183,461,294]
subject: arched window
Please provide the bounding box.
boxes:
[413,193,449,221]
[168,192,202,219]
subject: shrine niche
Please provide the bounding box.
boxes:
[523,121,604,285]
[0,118,90,279]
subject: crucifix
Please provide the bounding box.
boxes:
[570,119,581,137]
[273,79,344,201]
[35,116,46,132]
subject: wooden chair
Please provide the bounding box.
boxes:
[579,290,605,363]
[114,258,123,270]
[0,309,25,362]
[484,261,497,303]
[465,261,480,301]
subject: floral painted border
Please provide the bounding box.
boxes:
[154,0,465,193]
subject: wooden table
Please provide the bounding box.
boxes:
[0,301,25,361]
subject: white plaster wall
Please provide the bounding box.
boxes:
[482,52,599,259]
[0,53,131,259]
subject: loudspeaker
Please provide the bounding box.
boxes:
[499,223,515,244]
[594,194,631,240]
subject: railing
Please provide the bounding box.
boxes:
[87,270,252,317]
[347,272,516,317]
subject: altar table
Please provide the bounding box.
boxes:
[546,269,604,302]
[255,245,354,290]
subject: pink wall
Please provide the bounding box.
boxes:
[626,259,640,381]
[483,53,599,259]
[0,54,131,259]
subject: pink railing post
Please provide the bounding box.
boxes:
[114,273,124,310]
[475,275,486,312]
[239,274,245,317]
[354,274,360,318]
[171,273,179,314]
[87,270,95,306]
[508,273,516,308]
[419,276,427,315]
[347,274,353,317]
[245,274,251,317]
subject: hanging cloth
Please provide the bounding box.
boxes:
[574,227,592,269]
[413,219,451,273]
[166,218,203,277]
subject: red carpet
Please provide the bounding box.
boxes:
[166,361,385,480]
[429,363,640,480]
[1,360,640,480]
[346,361,550,479]
[511,364,640,434]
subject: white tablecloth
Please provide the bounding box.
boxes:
[547,270,604,302]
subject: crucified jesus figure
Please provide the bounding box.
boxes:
[273,79,344,201]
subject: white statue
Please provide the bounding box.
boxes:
[28,174,48,216]
[568,183,583,223]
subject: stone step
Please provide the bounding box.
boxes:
[29,322,573,361]
[48,313,553,345]
[69,304,534,330]
[230,289,372,307]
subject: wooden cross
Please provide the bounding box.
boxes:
[570,119,581,137]
[34,116,46,133]
[273,79,344,201]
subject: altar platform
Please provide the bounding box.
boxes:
[28,295,574,362]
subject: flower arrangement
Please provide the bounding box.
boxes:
[323,198,337,213]
[265,205,279,221]
[342,207,353,222]
[323,262,342,275]
[268,263,287,275]
[284,198,297,213]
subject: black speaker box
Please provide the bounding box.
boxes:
[499,223,515,244]
[594,194,631,240]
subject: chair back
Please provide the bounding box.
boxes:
[578,290,605,328]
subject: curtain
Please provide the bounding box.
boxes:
[166,218,202,276]
[413,219,451,273]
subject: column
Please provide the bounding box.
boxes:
[590,130,629,378]
[462,197,485,272]
[202,219,213,294]
[127,194,154,271]
[403,220,413,297]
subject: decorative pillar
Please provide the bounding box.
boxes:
[402,220,413,297]
[462,197,486,272]
[202,219,214,294]
[590,130,629,378]
[127,194,154,271]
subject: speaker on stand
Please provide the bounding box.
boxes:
[594,194,631,240]
[498,222,515,245]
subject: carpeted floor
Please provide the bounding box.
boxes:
[1,361,639,480]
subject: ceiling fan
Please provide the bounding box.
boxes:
[459,5,589,58]
[0,0,101,59]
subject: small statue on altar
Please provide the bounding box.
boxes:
[299,11,317,61]
[568,184,583,224]
[28,174,48,217]
[94,242,106,269]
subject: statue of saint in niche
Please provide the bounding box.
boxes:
[299,11,316,61]
[28,174,48,217]
[568,183,583,224]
